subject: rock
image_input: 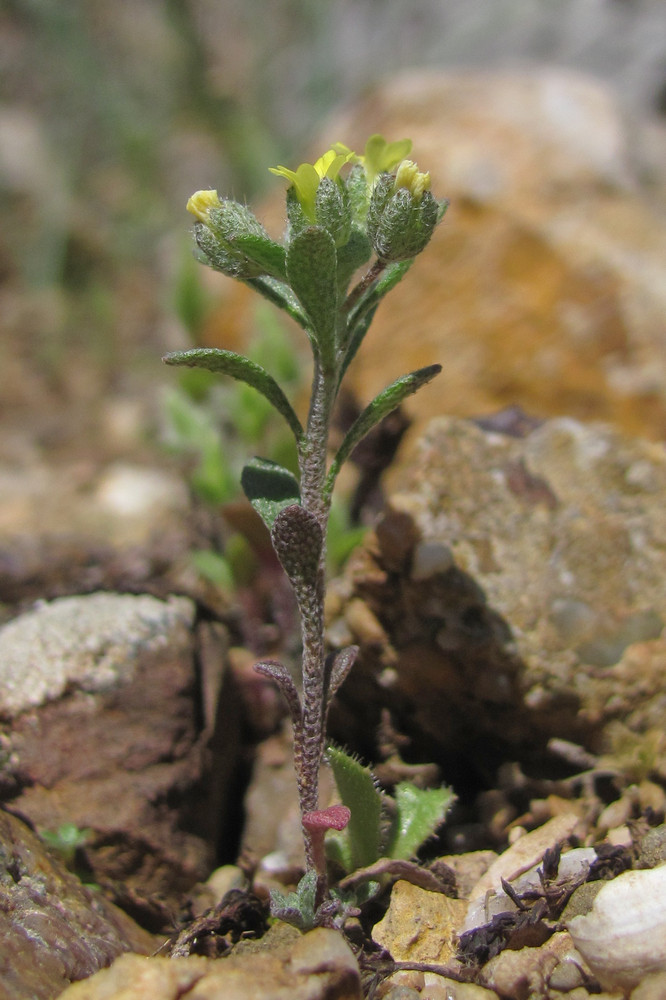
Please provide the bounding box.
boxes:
[207,70,666,442]
[481,931,587,999]
[55,927,362,1000]
[0,593,229,901]
[567,864,666,992]
[0,808,155,1000]
[435,851,497,901]
[423,978,499,1000]
[463,816,583,932]
[326,416,666,780]
[632,972,666,1000]
[0,450,209,618]
[371,880,467,964]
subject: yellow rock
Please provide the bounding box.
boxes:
[371,880,467,964]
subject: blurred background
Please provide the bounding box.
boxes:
[1,0,666,463]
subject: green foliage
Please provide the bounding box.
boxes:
[173,247,215,339]
[326,745,454,874]
[161,309,302,510]
[387,782,456,861]
[162,386,237,505]
[190,550,235,590]
[163,346,303,443]
[40,823,97,886]
[325,364,442,499]
[241,458,300,530]
[269,870,318,931]
[326,746,383,871]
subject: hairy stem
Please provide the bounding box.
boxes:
[295,359,337,888]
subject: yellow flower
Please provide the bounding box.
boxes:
[360,134,412,184]
[269,147,355,222]
[186,189,221,223]
[393,160,431,200]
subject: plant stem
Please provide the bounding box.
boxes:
[342,258,387,315]
[296,359,337,895]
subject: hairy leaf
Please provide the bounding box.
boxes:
[327,745,383,871]
[254,659,302,728]
[269,870,317,931]
[325,364,442,498]
[270,503,323,592]
[286,227,338,370]
[386,782,455,861]
[163,348,302,443]
[231,233,287,280]
[245,276,308,330]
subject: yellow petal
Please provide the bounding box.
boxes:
[394,160,431,199]
[186,189,221,223]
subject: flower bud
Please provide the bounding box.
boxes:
[187,195,276,279]
[366,163,440,262]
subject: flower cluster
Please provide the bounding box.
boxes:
[187,134,447,276]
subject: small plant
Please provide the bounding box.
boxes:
[164,135,447,917]
[326,745,455,875]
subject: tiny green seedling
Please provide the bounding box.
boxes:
[326,745,455,875]
[165,135,448,919]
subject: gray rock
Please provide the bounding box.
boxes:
[0,592,194,717]
[328,416,666,774]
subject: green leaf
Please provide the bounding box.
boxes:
[231,233,287,281]
[327,501,367,573]
[269,869,317,931]
[163,347,303,443]
[286,227,338,370]
[325,364,442,499]
[327,745,383,871]
[240,457,300,530]
[386,782,455,861]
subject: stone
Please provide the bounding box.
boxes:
[481,942,560,998]
[435,851,497,901]
[463,816,582,932]
[56,927,362,1000]
[0,808,155,1000]
[0,450,207,619]
[422,977,499,1000]
[371,880,467,964]
[326,416,666,782]
[567,864,666,992]
[0,593,227,900]
[207,70,666,442]
[631,972,666,1000]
